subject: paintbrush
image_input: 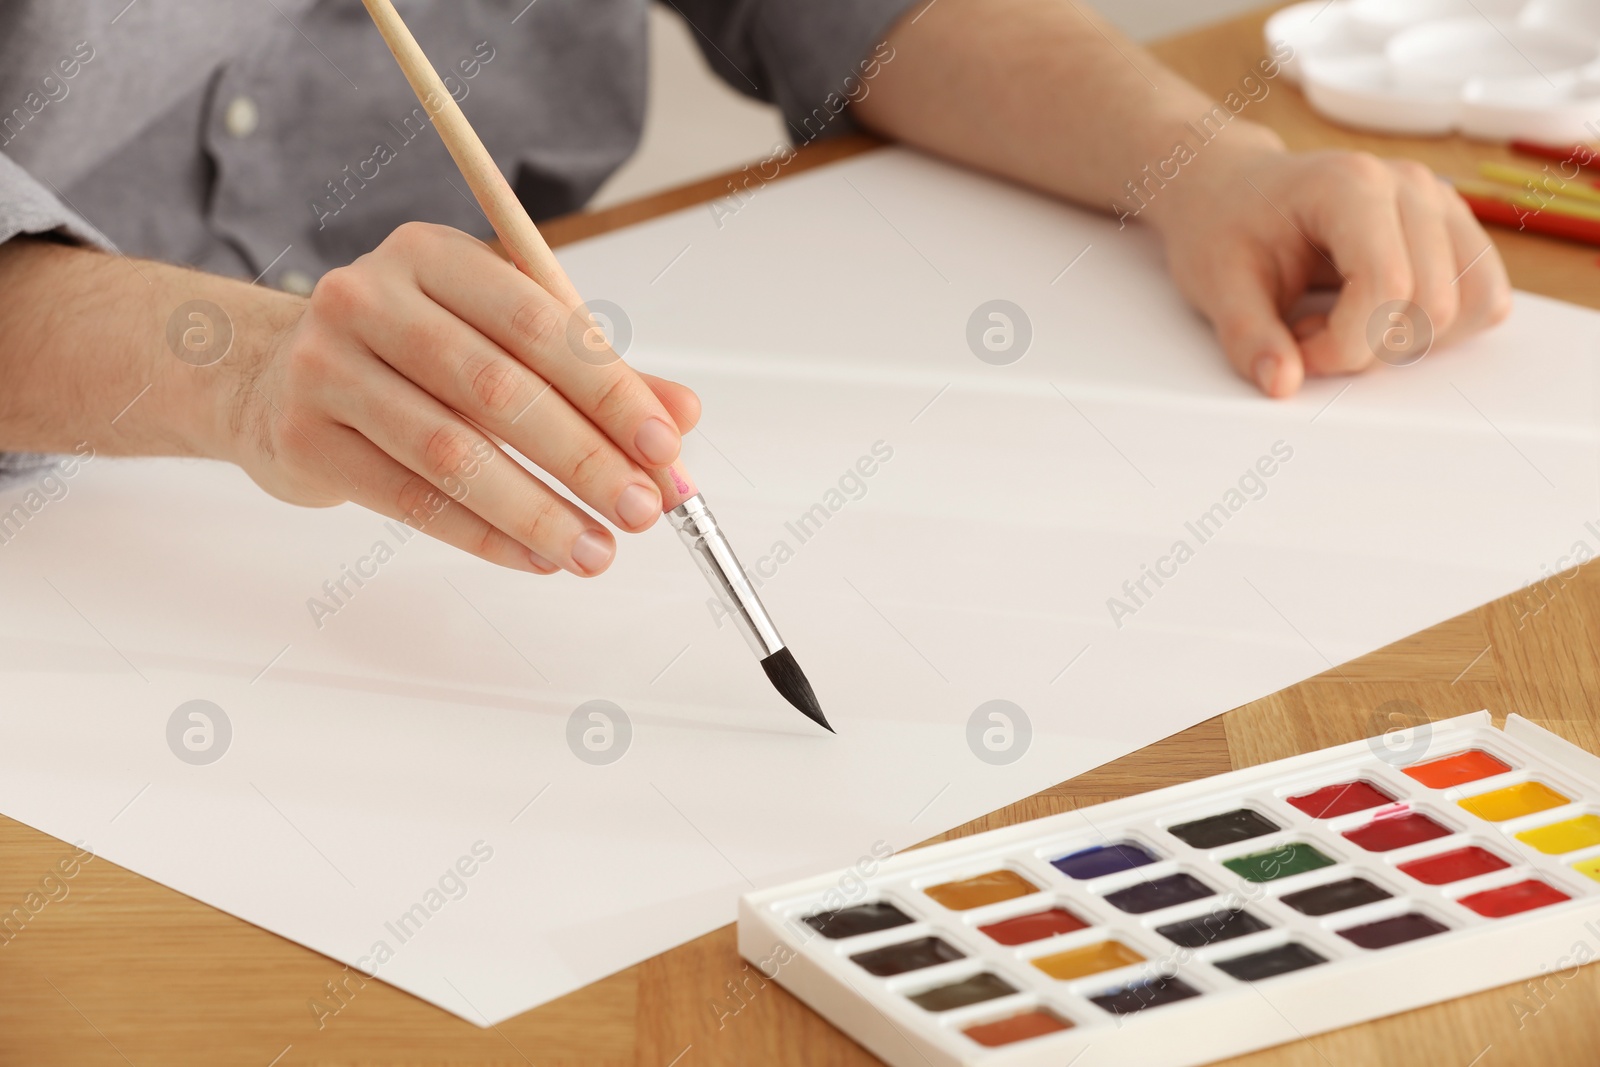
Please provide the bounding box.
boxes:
[358,0,829,731]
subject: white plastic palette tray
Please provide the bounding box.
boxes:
[1266,0,1600,140]
[738,712,1600,1066]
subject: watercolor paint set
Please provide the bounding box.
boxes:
[738,712,1600,1066]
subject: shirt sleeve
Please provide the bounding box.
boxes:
[661,0,916,140]
[0,150,113,249]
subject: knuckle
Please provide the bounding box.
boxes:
[1341,152,1391,188]
[310,267,370,318]
[566,441,611,488]
[462,352,525,419]
[1392,159,1435,188]
[588,373,634,426]
[1373,263,1414,300]
[394,473,445,523]
[385,219,442,255]
[420,423,478,481]
[516,497,563,549]
[509,296,566,351]
[472,522,510,563]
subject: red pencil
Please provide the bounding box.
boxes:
[1509,140,1600,189]
[1457,189,1600,248]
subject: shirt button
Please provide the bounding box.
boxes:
[223,96,259,138]
[279,269,316,296]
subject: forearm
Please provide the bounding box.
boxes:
[854,0,1285,230]
[0,238,299,460]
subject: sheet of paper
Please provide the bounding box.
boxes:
[2,147,1596,1025]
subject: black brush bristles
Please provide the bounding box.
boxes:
[761,647,831,732]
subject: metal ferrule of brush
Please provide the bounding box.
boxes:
[667,494,783,660]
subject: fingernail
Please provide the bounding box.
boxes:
[570,530,615,575]
[634,418,679,466]
[528,549,558,573]
[1253,354,1279,395]
[616,483,660,530]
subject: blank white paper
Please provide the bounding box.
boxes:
[1,148,1596,1025]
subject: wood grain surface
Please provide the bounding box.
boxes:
[5,5,1600,1065]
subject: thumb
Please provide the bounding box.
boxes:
[1189,253,1305,398]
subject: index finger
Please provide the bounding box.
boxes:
[409,229,686,471]
[1294,158,1416,377]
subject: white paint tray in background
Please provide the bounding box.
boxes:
[1266,0,1600,141]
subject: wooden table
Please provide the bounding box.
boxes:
[6,5,1600,1065]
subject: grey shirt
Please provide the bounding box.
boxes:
[0,0,912,289]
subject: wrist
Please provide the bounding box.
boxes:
[150,275,304,467]
[1134,121,1287,238]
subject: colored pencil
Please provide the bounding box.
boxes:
[1452,181,1600,247]
[1479,162,1600,204]
[1509,139,1600,173]
[1453,177,1600,222]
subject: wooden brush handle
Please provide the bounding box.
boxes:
[359,0,696,509]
